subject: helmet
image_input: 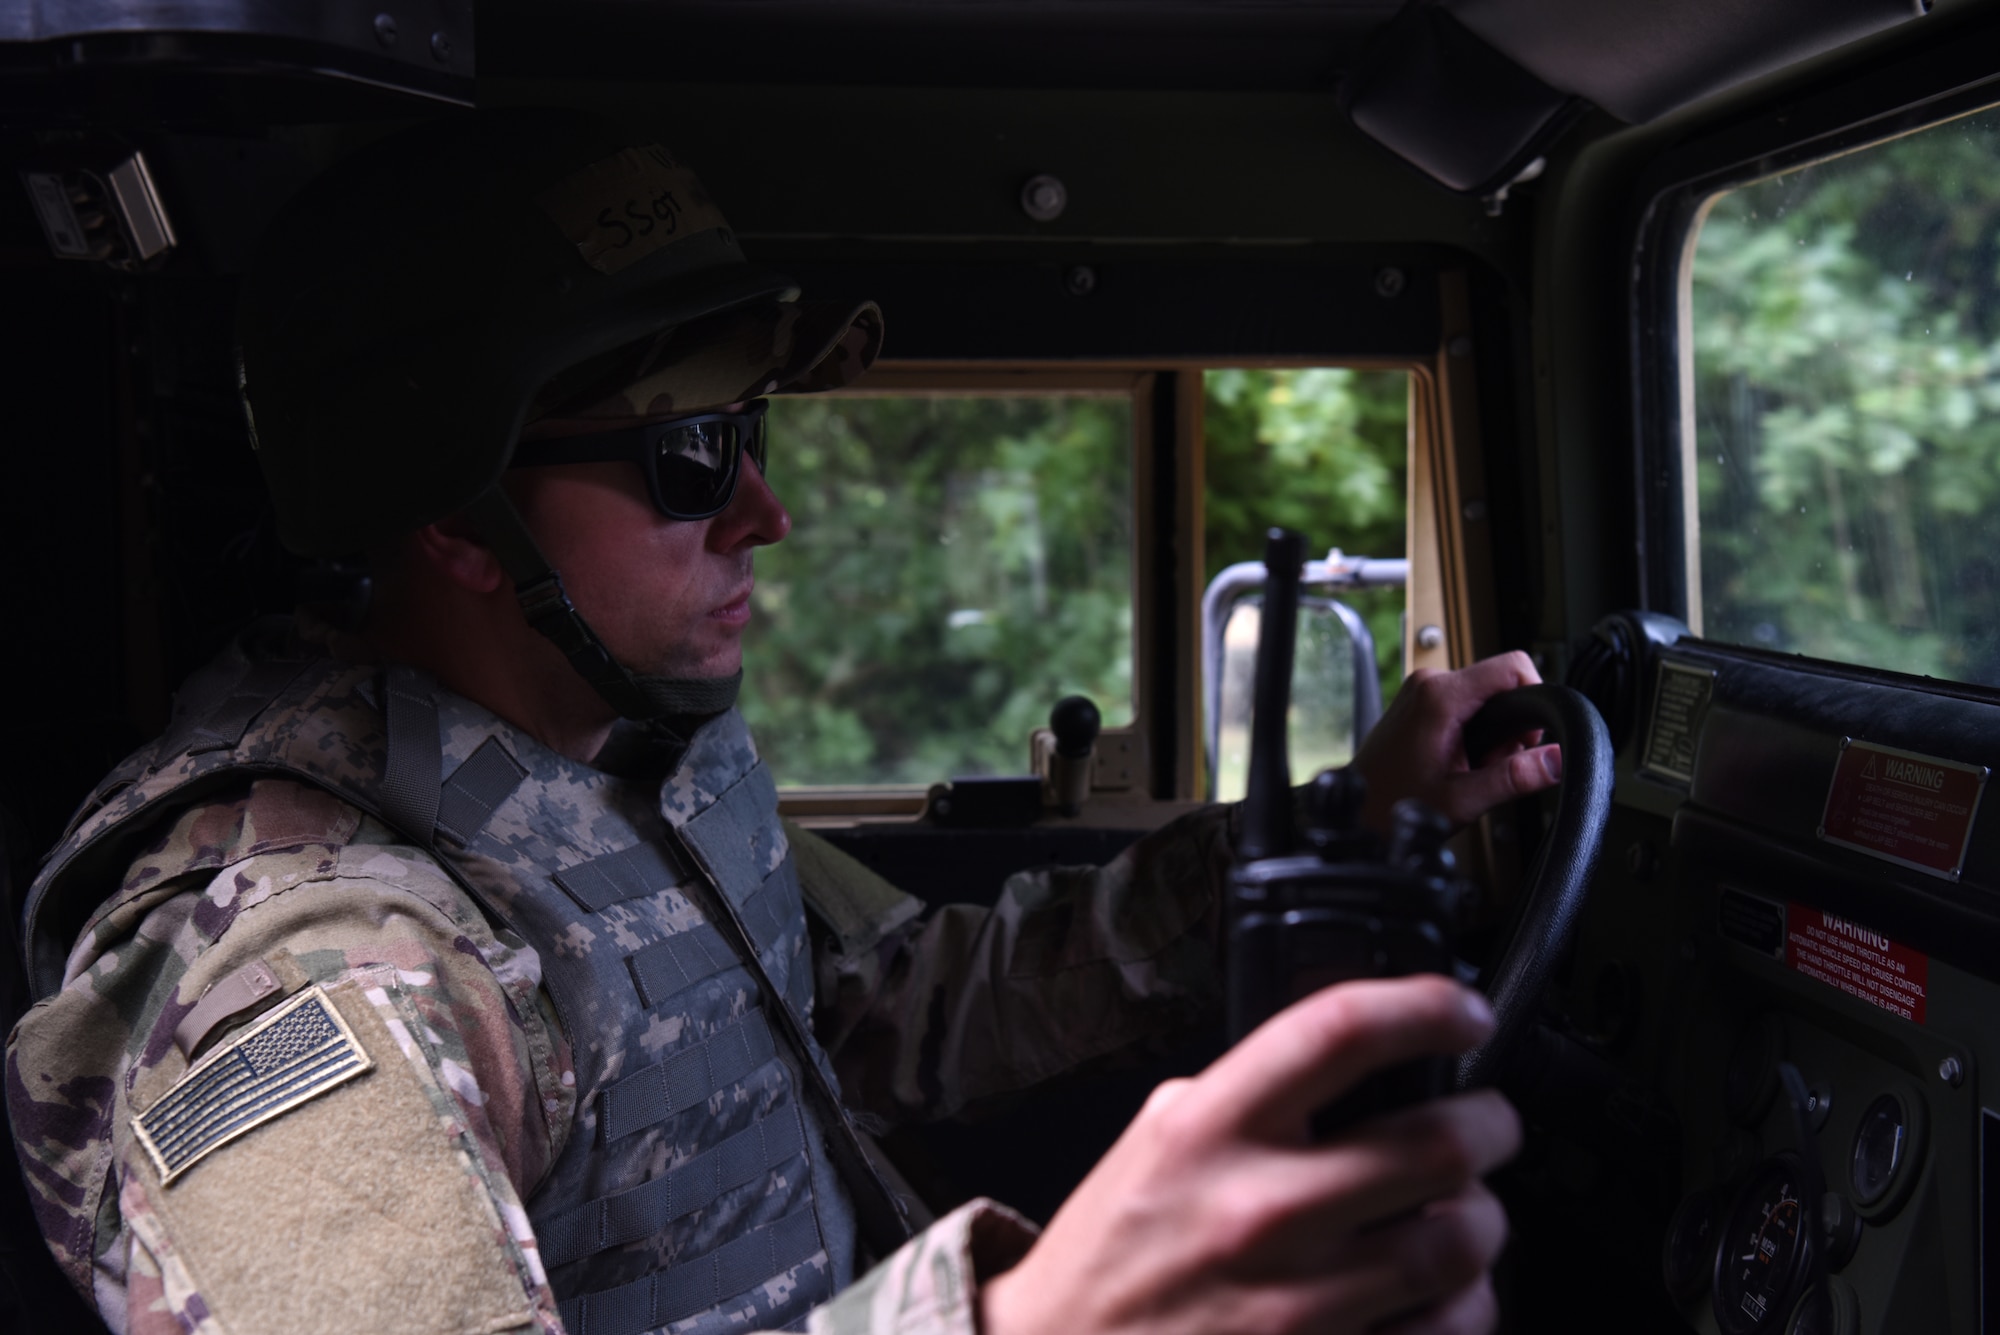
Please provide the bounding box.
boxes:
[240,107,881,556]
[239,108,883,724]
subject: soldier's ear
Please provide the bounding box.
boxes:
[412,514,506,596]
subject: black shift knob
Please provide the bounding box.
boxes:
[1050,695,1101,759]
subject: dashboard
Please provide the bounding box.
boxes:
[1545,626,2000,1334]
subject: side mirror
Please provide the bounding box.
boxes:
[1202,550,1405,801]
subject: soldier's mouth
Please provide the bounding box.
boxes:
[709,586,754,626]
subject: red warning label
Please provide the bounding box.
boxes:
[1819,740,1987,879]
[1785,903,1928,1024]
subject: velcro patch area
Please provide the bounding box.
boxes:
[536,145,729,275]
[125,978,539,1334]
[134,985,371,1184]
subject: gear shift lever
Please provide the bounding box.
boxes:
[1048,695,1101,816]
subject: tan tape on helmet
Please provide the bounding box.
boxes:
[536,145,730,276]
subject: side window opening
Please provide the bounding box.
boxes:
[745,376,1135,792]
[1682,105,2000,687]
[748,363,1431,810]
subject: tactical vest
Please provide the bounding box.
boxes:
[24,624,911,1335]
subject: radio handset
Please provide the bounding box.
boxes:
[1225,527,1472,1132]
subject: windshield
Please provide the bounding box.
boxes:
[1686,105,2000,686]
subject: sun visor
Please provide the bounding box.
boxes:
[1345,0,1930,196]
[1454,0,1929,125]
[1342,4,1579,196]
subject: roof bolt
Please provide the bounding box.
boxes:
[430,30,452,60]
[1020,174,1067,223]
[1374,267,1406,298]
[1940,1055,1965,1087]
[372,13,398,46]
[1063,264,1097,297]
[1417,624,1445,651]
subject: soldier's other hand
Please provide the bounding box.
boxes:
[978,976,1520,1335]
[1351,650,1561,830]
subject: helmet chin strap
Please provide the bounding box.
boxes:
[461,485,742,724]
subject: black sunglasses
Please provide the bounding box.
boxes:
[511,400,770,521]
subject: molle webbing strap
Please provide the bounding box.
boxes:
[379,674,527,853]
[161,659,314,760]
[558,1204,826,1335]
[620,895,802,1015]
[435,738,529,847]
[458,485,673,722]
[554,842,687,914]
[625,924,735,1009]
[596,1009,777,1142]
[536,1106,807,1267]
[380,667,443,843]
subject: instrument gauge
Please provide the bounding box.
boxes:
[1713,1155,1814,1335]
[1849,1083,1927,1221]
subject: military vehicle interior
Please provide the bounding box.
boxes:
[11,0,2000,1331]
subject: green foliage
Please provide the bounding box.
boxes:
[1204,367,1411,701]
[741,370,1410,791]
[1692,107,2000,685]
[742,395,1132,785]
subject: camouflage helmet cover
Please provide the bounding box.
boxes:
[239,108,881,554]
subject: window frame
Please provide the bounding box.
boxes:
[766,339,1489,822]
[1629,56,2000,624]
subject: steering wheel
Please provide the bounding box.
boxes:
[1452,683,1614,1090]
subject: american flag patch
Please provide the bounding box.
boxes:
[133,985,372,1185]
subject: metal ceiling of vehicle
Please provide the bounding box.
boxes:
[478,0,1400,87]
[0,0,1960,190]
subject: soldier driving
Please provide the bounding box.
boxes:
[7,111,1561,1335]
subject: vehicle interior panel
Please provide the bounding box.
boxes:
[1544,628,2000,1331]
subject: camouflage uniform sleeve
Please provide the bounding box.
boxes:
[804,1199,1037,1335]
[805,805,1236,1125]
[5,781,574,1335]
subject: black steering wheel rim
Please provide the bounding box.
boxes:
[1453,683,1614,1090]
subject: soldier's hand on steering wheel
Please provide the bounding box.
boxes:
[1351,651,1563,832]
